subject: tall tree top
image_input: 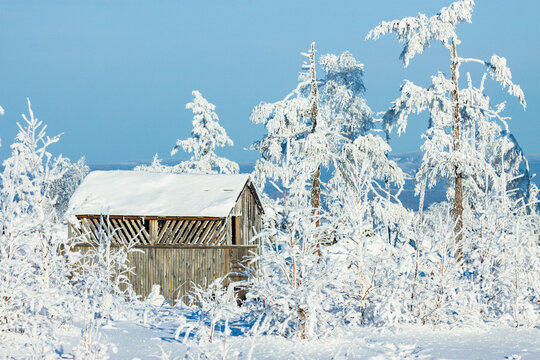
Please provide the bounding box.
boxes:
[366,0,475,67]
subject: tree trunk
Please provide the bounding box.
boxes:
[307,42,321,229]
[451,39,464,262]
[311,165,321,228]
[417,177,427,227]
[306,42,322,261]
[384,131,392,244]
[308,42,319,133]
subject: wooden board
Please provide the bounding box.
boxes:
[72,244,257,304]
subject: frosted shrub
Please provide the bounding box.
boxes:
[246,219,337,339]
[69,216,141,358]
[71,217,140,324]
[171,278,248,360]
[462,190,540,327]
[410,204,479,325]
[176,278,241,344]
[0,99,76,355]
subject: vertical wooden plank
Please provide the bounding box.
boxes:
[149,220,158,245]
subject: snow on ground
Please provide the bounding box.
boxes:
[37,306,539,360]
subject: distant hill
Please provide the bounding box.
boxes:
[89,152,540,211]
[526,154,540,184]
[390,152,540,210]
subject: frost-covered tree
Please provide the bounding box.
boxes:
[396,72,528,216]
[251,43,399,212]
[171,90,239,174]
[463,188,540,327]
[134,153,176,173]
[0,100,144,356]
[47,156,89,219]
[367,0,526,256]
[247,45,410,338]
[0,99,73,354]
[1,99,67,286]
[251,43,406,253]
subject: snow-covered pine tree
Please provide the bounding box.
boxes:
[171,90,239,174]
[367,0,526,257]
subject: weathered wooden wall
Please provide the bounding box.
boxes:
[72,244,257,303]
[228,183,263,245]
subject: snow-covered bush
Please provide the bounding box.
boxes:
[70,217,140,324]
[134,153,175,173]
[176,278,241,344]
[70,216,141,359]
[463,189,540,327]
[245,210,334,339]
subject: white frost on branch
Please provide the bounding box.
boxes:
[366,0,475,67]
[486,55,526,109]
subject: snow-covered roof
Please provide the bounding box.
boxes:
[68,171,254,218]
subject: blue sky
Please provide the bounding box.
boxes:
[0,0,538,165]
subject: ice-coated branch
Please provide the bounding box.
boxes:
[366,0,475,67]
[459,56,526,109]
[486,55,526,109]
[382,80,432,135]
[458,57,486,66]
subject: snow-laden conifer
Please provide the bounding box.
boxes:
[171,90,239,174]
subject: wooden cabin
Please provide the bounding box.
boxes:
[67,170,263,302]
